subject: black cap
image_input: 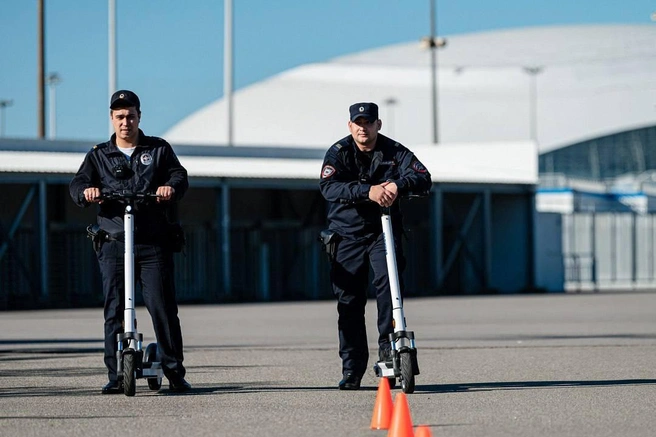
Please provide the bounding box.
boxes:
[349,102,378,122]
[110,90,140,111]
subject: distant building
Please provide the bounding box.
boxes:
[4,24,656,308]
[165,24,656,163]
[165,24,656,214]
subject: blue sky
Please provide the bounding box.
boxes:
[0,0,654,142]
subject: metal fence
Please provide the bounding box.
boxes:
[1,221,432,310]
[563,213,656,291]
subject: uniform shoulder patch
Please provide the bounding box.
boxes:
[321,165,336,179]
[412,160,427,173]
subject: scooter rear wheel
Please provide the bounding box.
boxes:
[399,352,415,394]
[123,351,137,396]
[144,343,162,390]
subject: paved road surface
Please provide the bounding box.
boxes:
[1,292,655,436]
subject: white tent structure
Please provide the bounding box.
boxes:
[165,24,656,154]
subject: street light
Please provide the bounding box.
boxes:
[422,0,447,145]
[0,99,13,137]
[383,97,398,137]
[108,0,117,136]
[47,72,62,139]
[523,66,544,143]
[523,66,546,172]
[224,0,234,146]
[420,36,448,49]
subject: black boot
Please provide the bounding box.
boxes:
[338,373,361,390]
[101,380,123,394]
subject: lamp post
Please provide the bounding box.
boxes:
[523,66,543,143]
[523,66,546,172]
[422,0,447,145]
[37,0,45,138]
[0,99,13,137]
[429,0,437,144]
[383,97,397,137]
[224,0,234,146]
[108,0,117,135]
[47,73,62,139]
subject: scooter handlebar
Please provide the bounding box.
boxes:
[337,190,430,205]
[99,190,160,203]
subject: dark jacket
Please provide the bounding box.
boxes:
[69,130,188,240]
[319,134,432,238]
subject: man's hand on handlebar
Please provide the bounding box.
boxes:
[83,187,103,204]
[156,186,175,203]
[369,181,398,207]
[383,181,398,197]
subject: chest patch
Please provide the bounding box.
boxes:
[140,152,153,166]
[321,165,336,179]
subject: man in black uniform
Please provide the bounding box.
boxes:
[319,102,432,390]
[69,90,191,393]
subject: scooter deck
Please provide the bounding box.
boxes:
[141,361,163,378]
[373,360,395,378]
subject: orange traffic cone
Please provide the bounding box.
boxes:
[414,425,433,437]
[370,378,394,429]
[387,392,414,437]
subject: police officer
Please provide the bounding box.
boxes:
[69,90,191,394]
[319,102,432,390]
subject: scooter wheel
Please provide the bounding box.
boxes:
[399,352,415,394]
[144,343,162,391]
[123,351,137,396]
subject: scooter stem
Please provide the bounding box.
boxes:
[124,204,136,335]
[381,210,407,333]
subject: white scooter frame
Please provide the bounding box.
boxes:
[372,205,420,394]
[103,190,164,396]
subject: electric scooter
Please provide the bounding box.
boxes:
[326,194,425,393]
[100,190,164,397]
[372,203,420,394]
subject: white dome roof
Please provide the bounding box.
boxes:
[164,24,656,153]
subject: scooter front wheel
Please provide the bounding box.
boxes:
[123,351,137,396]
[399,352,415,394]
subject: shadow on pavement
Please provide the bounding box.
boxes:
[138,383,353,397]
[420,333,656,343]
[0,381,343,399]
[9,378,651,399]
[0,339,103,345]
[0,366,100,378]
[415,378,656,393]
[0,338,104,355]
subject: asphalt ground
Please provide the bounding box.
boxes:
[1,292,656,437]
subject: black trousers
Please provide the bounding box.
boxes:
[97,240,185,382]
[330,232,405,377]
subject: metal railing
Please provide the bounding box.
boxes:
[563,213,656,291]
[1,221,432,310]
